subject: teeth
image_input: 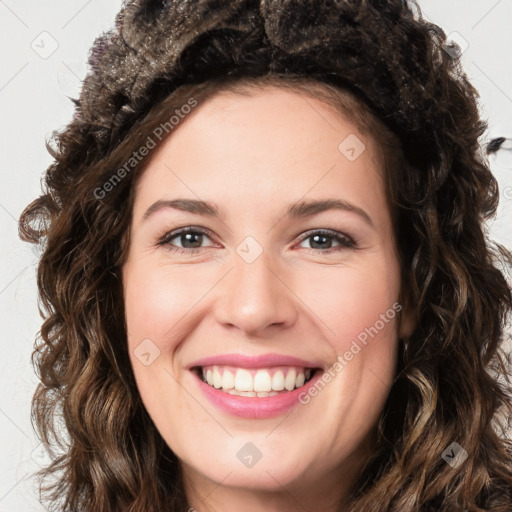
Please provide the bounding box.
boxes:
[200,365,313,394]
[253,370,272,392]
[284,368,297,391]
[271,371,285,390]
[213,368,222,389]
[234,368,253,391]
[227,389,279,397]
[221,369,235,390]
[227,389,256,397]
[256,391,278,397]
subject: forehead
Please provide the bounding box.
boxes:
[131,86,387,222]
[186,85,375,150]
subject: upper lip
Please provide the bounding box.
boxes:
[187,353,323,370]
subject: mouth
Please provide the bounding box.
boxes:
[187,353,325,418]
[190,364,324,418]
[191,365,320,397]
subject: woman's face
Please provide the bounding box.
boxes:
[123,86,409,508]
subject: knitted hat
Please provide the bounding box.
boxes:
[70,0,478,172]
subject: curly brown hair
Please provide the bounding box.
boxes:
[19,0,512,510]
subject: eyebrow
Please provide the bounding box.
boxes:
[141,198,374,227]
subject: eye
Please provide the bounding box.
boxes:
[157,226,216,254]
[296,229,356,253]
[157,227,356,255]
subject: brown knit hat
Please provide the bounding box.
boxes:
[73,0,478,172]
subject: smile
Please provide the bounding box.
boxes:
[188,353,324,419]
[198,365,314,397]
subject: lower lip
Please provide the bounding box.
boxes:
[192,369,323,419]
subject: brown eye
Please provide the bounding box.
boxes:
[158,227,215,254]
[297,230,355,253]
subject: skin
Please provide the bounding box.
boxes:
[122,86,413,512]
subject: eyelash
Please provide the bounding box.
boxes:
[157,226,356,255]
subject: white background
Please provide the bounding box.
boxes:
[1,1,511,510]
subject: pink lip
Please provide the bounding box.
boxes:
[191,369,323,419]
[187,353,324,419]
[187,353,322,370]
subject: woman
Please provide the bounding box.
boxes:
[19,0,512,510]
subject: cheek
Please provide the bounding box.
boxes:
[122,263,202,432]
[298,264,400,451]
[297,258,401,350]
[340,274,398,348]
[297,254,401,422]
[124,262,209,343]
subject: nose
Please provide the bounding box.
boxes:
[214,249,298,337]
